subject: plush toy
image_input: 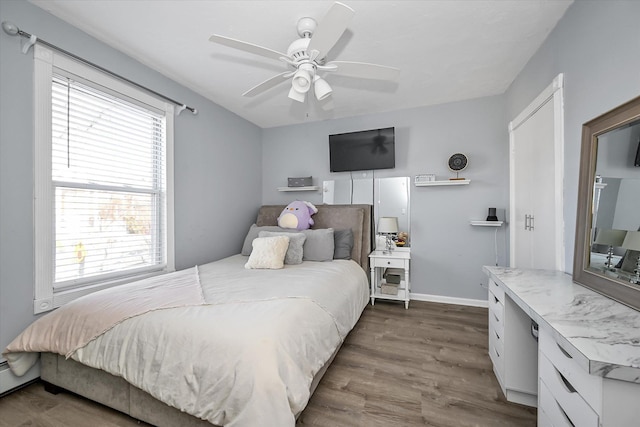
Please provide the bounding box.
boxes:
[278,201,318,231]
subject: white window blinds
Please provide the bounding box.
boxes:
[51,73,167,288]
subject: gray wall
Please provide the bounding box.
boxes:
[0,1,262,362]
[262,95,509,300]
[505,0,640,274]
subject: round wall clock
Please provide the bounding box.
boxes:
[448,153,468,172]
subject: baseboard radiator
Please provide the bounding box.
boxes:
[0,359,40,396]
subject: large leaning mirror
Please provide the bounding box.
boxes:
[574,95,640,311]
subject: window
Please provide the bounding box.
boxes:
[34,45,174,313]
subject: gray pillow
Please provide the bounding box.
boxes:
[259,231,306,265]
[333,229,353,260]
[301,228,334,262]
[241,224,283,255]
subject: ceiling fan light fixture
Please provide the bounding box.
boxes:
[314,76,332,101]
[288,86,306,103]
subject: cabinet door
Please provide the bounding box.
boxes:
[509,75,564,271]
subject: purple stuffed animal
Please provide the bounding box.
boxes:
[277,201,318,231]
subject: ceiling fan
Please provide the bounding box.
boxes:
[209,2,400,107]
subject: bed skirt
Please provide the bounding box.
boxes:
[41,345,340,426]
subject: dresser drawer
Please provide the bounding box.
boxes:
[488,279,505,304]
[489,320,504,360]
[489,306,504,339]
[371,257,405,269]
[539,353,598,427]
[488,291,504,328]
[539,327,602,413]
[539,379,578,427]
[489,333,504,381]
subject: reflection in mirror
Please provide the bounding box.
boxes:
[323,176,411,248]
[322,178,373,205]
[574,95,640,311]
[587,121,640,282]
[375,177,410,247]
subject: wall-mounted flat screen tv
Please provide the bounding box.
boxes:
[329,127,395,172]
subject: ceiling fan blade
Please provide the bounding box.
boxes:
[209,34,287,61]
[307,2,355,59]
[326,61,400,80]
[242,72,291,97]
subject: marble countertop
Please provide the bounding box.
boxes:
[484,266,640,383]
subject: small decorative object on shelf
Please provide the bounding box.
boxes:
[415,174,436,185]
[487,207,498,221]
[448,153,468,180]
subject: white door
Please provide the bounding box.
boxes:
[509,74,565,271]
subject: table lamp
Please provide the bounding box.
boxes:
[378,217,399,254]
[594,229,627,269]
[622,231,640,284]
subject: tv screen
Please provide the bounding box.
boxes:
[329,127,395,172]
[635,140,640,167]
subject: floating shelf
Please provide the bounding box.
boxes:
[470,220,504,227]
[415,179,470,187]
[277,186,320,192]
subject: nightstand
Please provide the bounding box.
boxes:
[369,249,411,309]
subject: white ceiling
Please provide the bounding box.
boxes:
[28,0,573,129]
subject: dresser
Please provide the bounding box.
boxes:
[484,266,640,426]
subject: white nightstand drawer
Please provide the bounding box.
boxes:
[539,327,602,413]
[489,279,504,304]
[371,257,405,269]
[539,354,598,427]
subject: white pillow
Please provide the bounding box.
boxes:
[244,235,290,270]
[259,231,306,265]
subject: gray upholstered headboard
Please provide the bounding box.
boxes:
[256,204,373,271]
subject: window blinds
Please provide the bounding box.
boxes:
[51,74,167,288]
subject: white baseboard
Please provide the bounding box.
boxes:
[0,361,40,395]
[410,292,488,308]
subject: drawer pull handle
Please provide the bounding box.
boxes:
[558,370,577,393]
[495,331,500,340]
[494,296,499,304]
[493,313,499,323]
[557,343,573,359]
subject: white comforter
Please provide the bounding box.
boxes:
[5,255,369,427]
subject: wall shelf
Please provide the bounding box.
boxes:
[277,186,319,192]
[415,179,470,187]
[470,220,504,227]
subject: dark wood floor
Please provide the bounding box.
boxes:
[0,301,536,426]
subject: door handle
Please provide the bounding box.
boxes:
[524,214,530,231]
[530,215,534,231]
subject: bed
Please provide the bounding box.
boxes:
[3,204,373,427]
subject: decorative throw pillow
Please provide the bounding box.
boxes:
[301,228,335,262]
[333,229,353,260]
[244,236,290,270]
[259,231,306,265]
[241,224,284,256]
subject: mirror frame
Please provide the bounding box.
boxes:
[573,95,640,311]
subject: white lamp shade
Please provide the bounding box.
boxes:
[378,217,399,234]
[594,229,627,246]
[288,86,306,103]
[291,69,312,93]
[314,76,332,101]
[622,231,640,251]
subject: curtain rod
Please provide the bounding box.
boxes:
[1,21,197,115]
